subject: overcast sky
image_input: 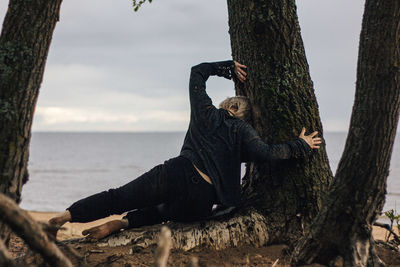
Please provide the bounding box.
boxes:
[0,0,365,132]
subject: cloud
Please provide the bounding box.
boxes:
[1,0,367,132]
[33,106,190,132]
[35,107,139,124]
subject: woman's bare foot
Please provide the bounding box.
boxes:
[82,219,129,242]
[48,211,72,239]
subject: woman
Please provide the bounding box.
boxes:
[49,60,321,241]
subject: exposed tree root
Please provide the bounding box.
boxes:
[290,229,385,267]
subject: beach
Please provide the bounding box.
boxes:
[8,210,396,266]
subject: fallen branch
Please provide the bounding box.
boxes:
[0,193,72,267]
[374,222,400,244]
[154,226,172,267]
[185,257,199,267]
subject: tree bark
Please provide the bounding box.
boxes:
[226,0,333,243]
[0,0,62,242]
[0,193,73,267]
[291,0,400,266]
[83,209,269,251]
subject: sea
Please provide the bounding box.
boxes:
[20,132,400,217]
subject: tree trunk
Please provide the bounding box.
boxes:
[291,0,400,266]
[226,0,333,244]
[0,0,62,243]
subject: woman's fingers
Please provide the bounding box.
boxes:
[233,61,247,83]
[300,127,306,137]
[238,67,247,77]
[234,61,247,68]
[298,127,323,149]
[236,71,246,82]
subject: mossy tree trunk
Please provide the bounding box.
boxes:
[0,0,63,243]
[226,0,333,244]
[291,0,400,266]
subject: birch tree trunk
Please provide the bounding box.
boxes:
[291,0,400,266]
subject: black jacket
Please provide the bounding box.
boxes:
[180,60,311,206]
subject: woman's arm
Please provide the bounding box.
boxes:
[188,60,236,121]
[242,125,321,162]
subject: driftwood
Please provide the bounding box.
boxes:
[87,209,269,251]
[0,193,72,267]
[185,257,199,267]
[374,221,400,244]
[154,226,172,267]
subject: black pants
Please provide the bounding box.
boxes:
[67,156,217,228]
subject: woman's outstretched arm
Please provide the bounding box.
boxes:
[188,60,237,121]
[241,125,321,162]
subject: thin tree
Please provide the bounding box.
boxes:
[291,0,400,265]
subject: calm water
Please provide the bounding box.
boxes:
[21,132,400,214]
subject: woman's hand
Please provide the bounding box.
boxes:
[299,127,322,149]
[234,61,247,83]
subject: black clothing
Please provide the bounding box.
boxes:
[68,156,217,228]
[180,60,311,206]
[67,60,311,228]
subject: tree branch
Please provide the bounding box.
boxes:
[154,226,172,267]
[0,193,72,267]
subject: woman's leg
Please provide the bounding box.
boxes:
[48,157,180,237]
[77,158,218,241]
[66,161,172,223]
[81,171,217,241]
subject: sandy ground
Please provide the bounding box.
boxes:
[7,211,400,266]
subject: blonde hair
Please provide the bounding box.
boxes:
[219,96,251,122]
